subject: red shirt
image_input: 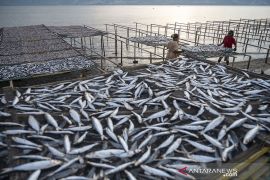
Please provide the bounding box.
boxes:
[223,36,236,48]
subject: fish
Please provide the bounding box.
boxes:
[188,154,221,163]
[3,130,35,135]
[202,133,224,149]
[218,125,227,141]
[184,139,215,153]
[155,135,174,151]
[0,58,269,179]
[44,113,59,130]
[105,161,134,176]
[134,146,151,166]
[0,111,11,117]
[203,116,225,133]
[87,161,115,169]
[1,160,62,174]
[163,138,182,157]
[45,144,65,158]
[74,131,88,145]
[118,135,129,152]
[64,135,71,154]
[28,115,40,133]
[68,143,99,155]
[86,149,126,159]
[92,117,105,140]
[227,118,247,131]
[46,157,79,177]
[27,169,41,180]
[12,137,40,147]
[69,109,81,125]
[140,165,174,179]
[12,96,19,106]
[243,125,260,144]
[222,145,235,161]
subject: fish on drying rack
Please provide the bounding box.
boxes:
[129,35,171,46]
[182,44,235,58]
[0,59,270,179]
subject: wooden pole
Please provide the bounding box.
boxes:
[204,24,207,43]
[163,47,165,61]
[81,37,83,49]
[126,27,129,49]
[101,35,105,57]
[83,37,86,50]
[247,55,251,70]
[165,24,168,37]
[135,22,138,37]
[195,30,198,45]
[120,41,123,66]
[89,37,92,56]
[114,34,118,55]
[133,42,138,64]
[232,56,236,67]
[105,24,109,46]
[265,46,270,64]
[9,80,14,88]
[244,39,249,53]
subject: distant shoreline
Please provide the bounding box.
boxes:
[1,4,270,6]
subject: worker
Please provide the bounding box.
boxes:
[218,30,237,65]
[166,34,181,59]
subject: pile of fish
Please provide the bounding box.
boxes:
[0,56,96,81]
[129,35,170,46]
[182,45,234,58]
[0,58,270,179]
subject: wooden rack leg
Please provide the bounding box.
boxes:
[9,80,14,89]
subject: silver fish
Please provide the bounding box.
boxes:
[163,138,182,157]
[28,115,40,133]
[155,135,174,151]
[243,125,260,144]
[69,109,81,125]
[44,113,59,130]
[2,160,62,173]
[64,135,71,153]
[222,144,235,161]
[27,170,41,180]
[203,116,225,133]
[188,154,221,163]
[202,133,224,149]
[92,117,105,140]
[141,165,173,179]
[69,143,99,155]
[105,161,134,176]
[184,139,215,153]
[135,146,151,166]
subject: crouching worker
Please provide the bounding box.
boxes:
[166,34,181,59]
[218,30,237,65]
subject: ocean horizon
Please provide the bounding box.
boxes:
[0,5,269,29]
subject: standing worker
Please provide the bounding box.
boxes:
[166,34,181,59]
[218,30,237,65]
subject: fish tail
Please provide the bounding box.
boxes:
[0,168,12,175]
